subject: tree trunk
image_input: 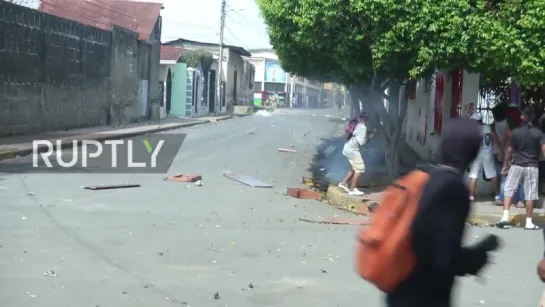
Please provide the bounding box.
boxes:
[350,80,408,177]
[348,85,361,117]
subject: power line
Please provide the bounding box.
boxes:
[224,26,249,49]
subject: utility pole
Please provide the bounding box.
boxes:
[216,0,226,115]
[290,75,295,108]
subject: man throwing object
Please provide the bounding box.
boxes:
[338,112,371,196]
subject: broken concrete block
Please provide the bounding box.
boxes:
[167,174,202,183]
[287,188,321,201]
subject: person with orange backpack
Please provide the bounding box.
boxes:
[356,117,500,307]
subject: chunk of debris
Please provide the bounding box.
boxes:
[287,188,321,201]
[27,192,36,196]
[164,174,202,183]
[302,177,321,187]
[213,292,220,299]
[278,148,297,153]
[299,217,371,225]
[249,283,254,289]
[223,172,273,188]
[44,270,56,277]
[83,184,141,190]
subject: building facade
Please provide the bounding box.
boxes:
[162,38,254,114]
[247,49,323,108]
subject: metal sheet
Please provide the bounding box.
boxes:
[223,172,273,188]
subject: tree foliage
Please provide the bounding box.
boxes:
[178,50,214,73]
[257,0,545,175]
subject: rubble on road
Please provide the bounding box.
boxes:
[163,174,202,183]
[82,184,141,190]
[287,188,321,201]
[299,217,370,225]
[223,171,273,188]
[278,148,297,153]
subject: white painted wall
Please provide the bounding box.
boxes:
[404,70,493,196]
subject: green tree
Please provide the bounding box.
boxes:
[257,0,503,175]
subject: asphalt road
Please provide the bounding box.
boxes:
[0,108,544,307]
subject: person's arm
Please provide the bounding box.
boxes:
[541,133,545,158]
[502,134,515,173]
[500,127,512,158]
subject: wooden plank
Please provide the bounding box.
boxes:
[223,172,273,188]
[299,217,370,225]
[278,148,297,153]
[83,184,141,190]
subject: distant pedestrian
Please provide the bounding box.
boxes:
[497,106,545,230]
[337,101,343,111]
[338,112,372,196]
[468,112,501,202]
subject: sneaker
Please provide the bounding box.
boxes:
[469,196,475,202]
[496,220,511,229]
[494,195,500,201]
[349,188,364,196]
[338,183,350,193]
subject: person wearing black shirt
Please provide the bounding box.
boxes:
[386,118,500,307]
[497,107,545,230]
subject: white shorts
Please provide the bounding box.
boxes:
[342,148,365,173]
[469,153,497,179]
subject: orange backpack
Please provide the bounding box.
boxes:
[355,169,430,293]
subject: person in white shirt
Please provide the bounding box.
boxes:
[338,112,372,196]
[468,112,501,202]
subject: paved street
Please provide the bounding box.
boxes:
[0,108,543,307]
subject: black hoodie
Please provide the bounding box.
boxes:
[386,118,488,307]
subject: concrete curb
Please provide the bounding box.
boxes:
[0,114,246,161]
[326,185,545,227]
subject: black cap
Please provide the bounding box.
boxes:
[359,112,370,118]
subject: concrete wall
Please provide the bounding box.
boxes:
[404,71,492,195]
[170,63,187,116]
[0,1,160,136]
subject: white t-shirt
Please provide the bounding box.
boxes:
[343,123,368,156]
[479,124,494,157]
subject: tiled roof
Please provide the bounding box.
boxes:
[160,45,183,61]
[37,0,162,40]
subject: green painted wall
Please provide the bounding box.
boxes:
[170,63,187,116]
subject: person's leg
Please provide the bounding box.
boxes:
[339,168,353,192]
[483,155,500,200]
[523,166,541,230]
[498,165,523,227]
[468,157,481,201]
[348,154,365,195]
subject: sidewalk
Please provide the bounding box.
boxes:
[326,185,545,227]
[0,115,237,161]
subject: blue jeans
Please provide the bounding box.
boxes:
[498,175,524,202]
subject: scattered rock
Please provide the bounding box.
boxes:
[213,292,220,300]
[249,283,254,289]
[27,192,36,196]
[321,269,327,274]
[158,252,164,256]
[44,270,56,277]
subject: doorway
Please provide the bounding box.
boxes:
[166,68,172,114]
[209,70,216,113]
